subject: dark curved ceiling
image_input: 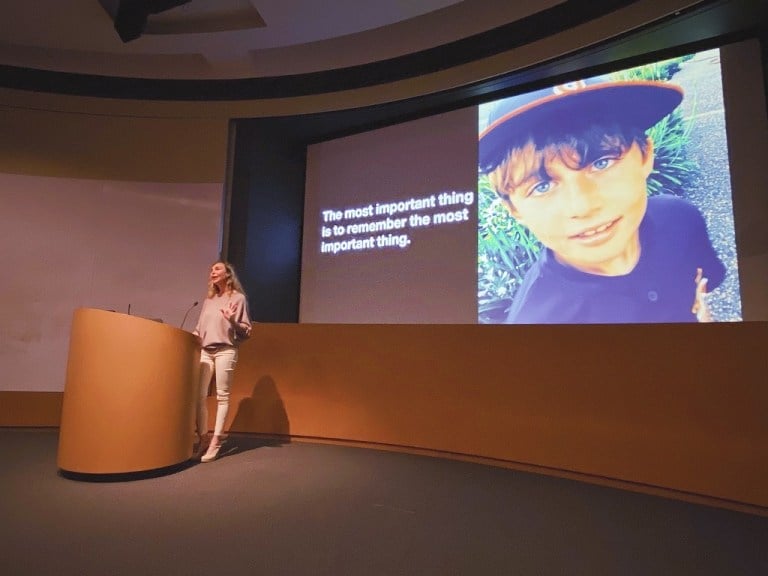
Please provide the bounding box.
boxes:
[0,0,765,101]
[0,0,564,80]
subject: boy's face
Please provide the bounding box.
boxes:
[500,139,654,275]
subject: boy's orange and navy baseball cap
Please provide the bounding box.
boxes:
[478,76,684,173]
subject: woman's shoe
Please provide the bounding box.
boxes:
[201,441,222,463]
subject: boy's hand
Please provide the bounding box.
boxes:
[692,267,712,322]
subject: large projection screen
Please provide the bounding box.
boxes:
[300,41,767,324]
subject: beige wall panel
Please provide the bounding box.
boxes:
[0,106,227,182]
[0,392,62,427]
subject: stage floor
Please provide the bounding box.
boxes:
[1,428,766,575]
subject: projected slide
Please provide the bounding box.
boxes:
[479,48,740,324]
[302,107,479,323]
[301,45,759,324]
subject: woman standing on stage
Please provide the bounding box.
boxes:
[192,260,252,462]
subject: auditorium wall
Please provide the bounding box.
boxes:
[0,0,765,514]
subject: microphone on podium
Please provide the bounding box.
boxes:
[180,301,199,330]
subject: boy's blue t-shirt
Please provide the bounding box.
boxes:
[505,195,726,324]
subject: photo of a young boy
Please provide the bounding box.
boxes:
[478,73,727,324]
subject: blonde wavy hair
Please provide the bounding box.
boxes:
[206,261,247,298]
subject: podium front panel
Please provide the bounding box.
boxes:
[58,308,200,474]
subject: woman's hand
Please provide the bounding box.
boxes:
[220,301,239,324]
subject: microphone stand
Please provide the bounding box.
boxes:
[180,301,199,330]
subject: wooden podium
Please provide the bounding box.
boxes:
[57,308,200,475]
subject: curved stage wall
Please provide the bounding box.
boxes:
[2,321,766,510]
[223,322,768,511]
